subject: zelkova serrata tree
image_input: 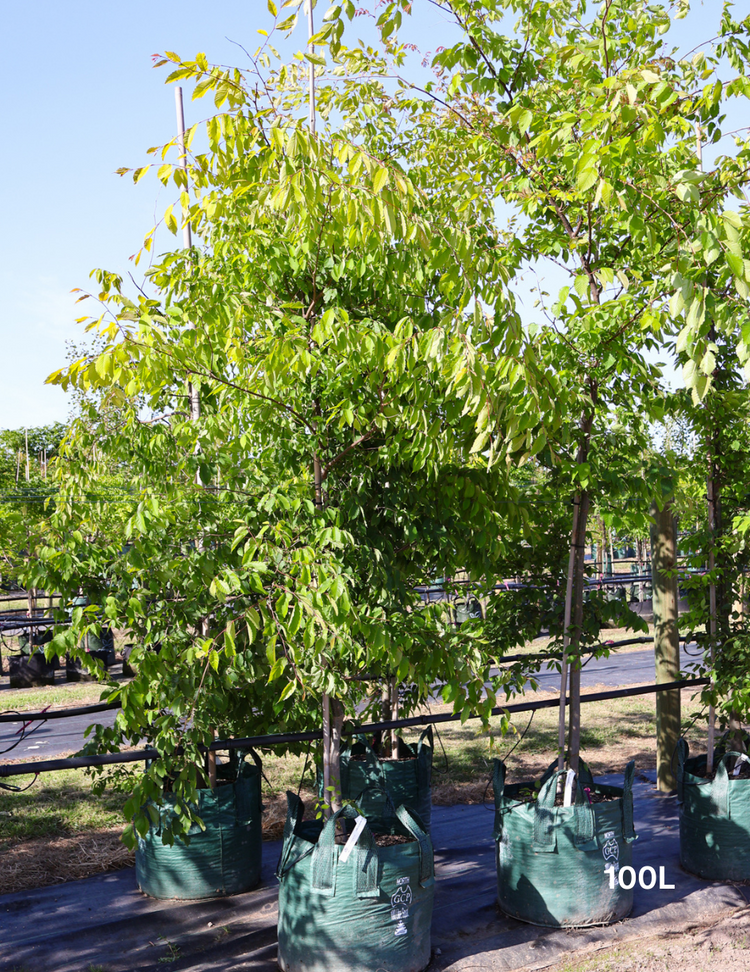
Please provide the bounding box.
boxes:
[43,38,556,837]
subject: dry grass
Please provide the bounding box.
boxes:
[1,828,135,895]
[551,906,750,972]
[427,681,708,798]
[512,624,654,659]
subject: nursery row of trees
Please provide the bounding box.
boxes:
[8,0,750,841]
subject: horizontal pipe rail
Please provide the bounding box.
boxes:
[0,702,121,724]
[0,635,698,724]
[0,677,709,779]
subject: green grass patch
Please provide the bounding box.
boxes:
[0,681,110,712]
[0,768,127,848]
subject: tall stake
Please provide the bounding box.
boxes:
[304,0,339,817]
[176,85,214,787]
[695,124,718,776]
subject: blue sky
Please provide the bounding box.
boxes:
[0,1,727,430]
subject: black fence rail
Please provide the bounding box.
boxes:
[0,677,709,779]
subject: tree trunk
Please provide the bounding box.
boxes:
[558,409,595,774]
[567,490,591,774]
[381,679,392,757]
[706,440,719,773]
[390,675,399,758]
[651,500,680,792]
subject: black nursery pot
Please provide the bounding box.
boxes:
[9,651,56,688]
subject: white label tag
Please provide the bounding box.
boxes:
[733,754,750,776]
[563,770,576,807]
[339,815,367,863]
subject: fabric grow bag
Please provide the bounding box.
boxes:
[316,727,433,834]
[493,759,636,927]
[677,739,750,880]
[136,749,263,899]
[9,651,56,688]
[277,794,434,972]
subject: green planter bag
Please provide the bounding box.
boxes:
[277,793,434,972]
[493,759,636,927]
[317,727,433,833]
[136,749,263,899]
[678,738,750,880]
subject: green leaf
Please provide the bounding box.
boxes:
[372,167,389,193]
[268,657,287,682]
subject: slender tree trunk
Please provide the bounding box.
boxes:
[558,408,595,773]
[567,490,591,774]
[381,680,392,757]
[636,538,644,602]
[557,517,578,772]
[651,500,680,792]
[734,575,746,750]
[706,454,718,773]
[390,675,399,758]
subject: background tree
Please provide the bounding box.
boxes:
[317,0,750,772]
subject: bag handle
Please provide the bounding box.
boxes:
[351,780,399,825]
[675,737,689,804]
[711,750,745,818]
[417,725,433,755]
[311,804,379,898]
[275,790,308,880]
[539,757,594,789]
[492,759,506,842]
[535,769,595,848]
[621,759,636,842]
[493,758,505,805]
[395,805,434,888]
[416,725,433,792]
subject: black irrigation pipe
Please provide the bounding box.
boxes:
[0,678,709,779]
[0,618,66,631]
[0,702,121,724]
